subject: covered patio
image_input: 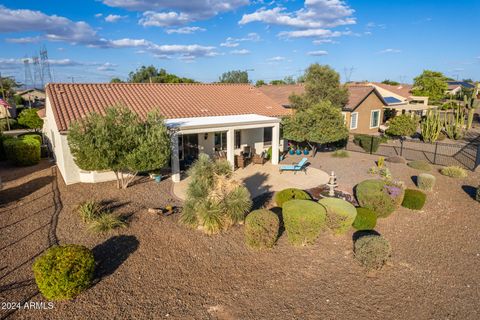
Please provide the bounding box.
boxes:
[167,114,282,183]
[173,161,330,200]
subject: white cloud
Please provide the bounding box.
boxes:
[97,62,118,71]
[95,13,103,18]
[106,0,249,26]
[307,50,328,56]
[278,29,346,39]
[267,56,285,62]
[230,49,250,55]
[165,26,206,34]
[240,0,355,29]
[105,14,126,23]
[312,39,337,45]
[5,36,41,43]
[220,32,260,47]
[378,48,402,54]
[0,57,103,67]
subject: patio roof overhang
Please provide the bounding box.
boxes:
[165,114,280,133]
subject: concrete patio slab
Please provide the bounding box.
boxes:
[173,162,330,200]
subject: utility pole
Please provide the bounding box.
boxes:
[0,72,11,131]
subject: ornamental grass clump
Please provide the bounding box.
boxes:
[274,188,311,208]
[440,166,467,178]
[244,209,280,249]
[416,173,436,191]
[407,160,432,171]
[355,179,405,218]
[331,150,349,158]
[352,208,377,231]
[354,234,391,270]
[33,245,95,300]
[283,200,326,246]
[401,189,427,210]
[76,200,126,232]
[318,197,357,235]
[180,154,252,235]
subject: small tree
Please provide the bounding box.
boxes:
[218,70,249,83]
[68,106,171,189]
[413,70,448,103]
[17,108,43,131]
[381,79,400,86]
[282,100,348,155]
[255,80,266,87]
[386,114,418,138]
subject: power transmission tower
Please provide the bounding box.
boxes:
[39,46,53,85]
[343,67,355,83]
[23,57,34,89]
[32,55,42,89]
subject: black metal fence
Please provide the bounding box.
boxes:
[346,136,480,170]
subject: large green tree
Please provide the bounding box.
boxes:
[218,70,249,83]
[68,106,171,189]
[127,65,195,83]
[282,100,348,154]
[412,70,448,103]
[291,64,349,108]
[17,108,43,131]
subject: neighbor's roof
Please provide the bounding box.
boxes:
[447,81,475,89]
[258,84,386,111]
[46,83,290,132]
[371,82,414,99]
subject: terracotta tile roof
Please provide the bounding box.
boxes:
[37,107,46,118]
[258,84,384,111]
[371,82,414,99]
[46,83,290,132]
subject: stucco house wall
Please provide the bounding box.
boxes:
[345,92,384,135]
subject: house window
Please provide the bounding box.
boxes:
[214,132,227,151]
[263,127,272,146]
[350,112,358,130]
[234,130,241,149]
[370,110,380,128]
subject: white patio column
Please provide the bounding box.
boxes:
[226,129,235,169]
[171,133,181,183]
[271,123,280,165]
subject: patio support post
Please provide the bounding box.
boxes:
[226,128,235,169]
[171,133,181,183]
[272,123,280,165]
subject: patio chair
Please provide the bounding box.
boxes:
[279,157,308,174]
[252,151,267,165]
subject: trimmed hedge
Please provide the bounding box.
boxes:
[3,137,41,166]
[20,133,42,144]
[356,179,405,218]
[32,245,95,300]
[352,208,377,231]
[274,188,311,208]
[318,197,357,235]
[417,173,436,191]
[407,160,432,171]
[283,200,326,246]
[353,134,381,153]
[245,209,280,249]
[354,234,391,270]
[401,189,426,210]
[440,166,467,178]
[0,134,13,161]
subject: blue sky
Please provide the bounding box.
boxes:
[0,0,479,84]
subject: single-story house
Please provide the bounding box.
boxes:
[16,88,46,107]
[368,82,436,116]
[445,81,476,96]
[43,83,290,185]
[258,84,387,134]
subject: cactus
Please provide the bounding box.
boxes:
[421,109,442,143]
[467,108,475,130]
[444,106,465,140]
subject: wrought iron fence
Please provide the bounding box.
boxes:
[346,136,480,170]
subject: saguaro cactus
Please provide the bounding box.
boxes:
[444,107,465,140]
[421,109,442,143]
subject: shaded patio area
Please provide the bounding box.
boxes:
[173,161,330,200]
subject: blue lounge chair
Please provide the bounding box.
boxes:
[279,157,308,174]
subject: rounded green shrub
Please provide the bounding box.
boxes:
[245,209,280,249]
[440,166,467,178]
[407,160,432,171]
[318,197,357,235]
[274,188,311,208]
[283,200,326,246]
[354,234,391,270]
[32,245,95,300]
[20,133,42,144]
[356,179,404,218]
[417,173,436,191]
[352,208,377,231]
[401,189,426,210]
[3,137,41,166]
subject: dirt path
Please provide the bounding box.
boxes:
[0,161,61,319]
